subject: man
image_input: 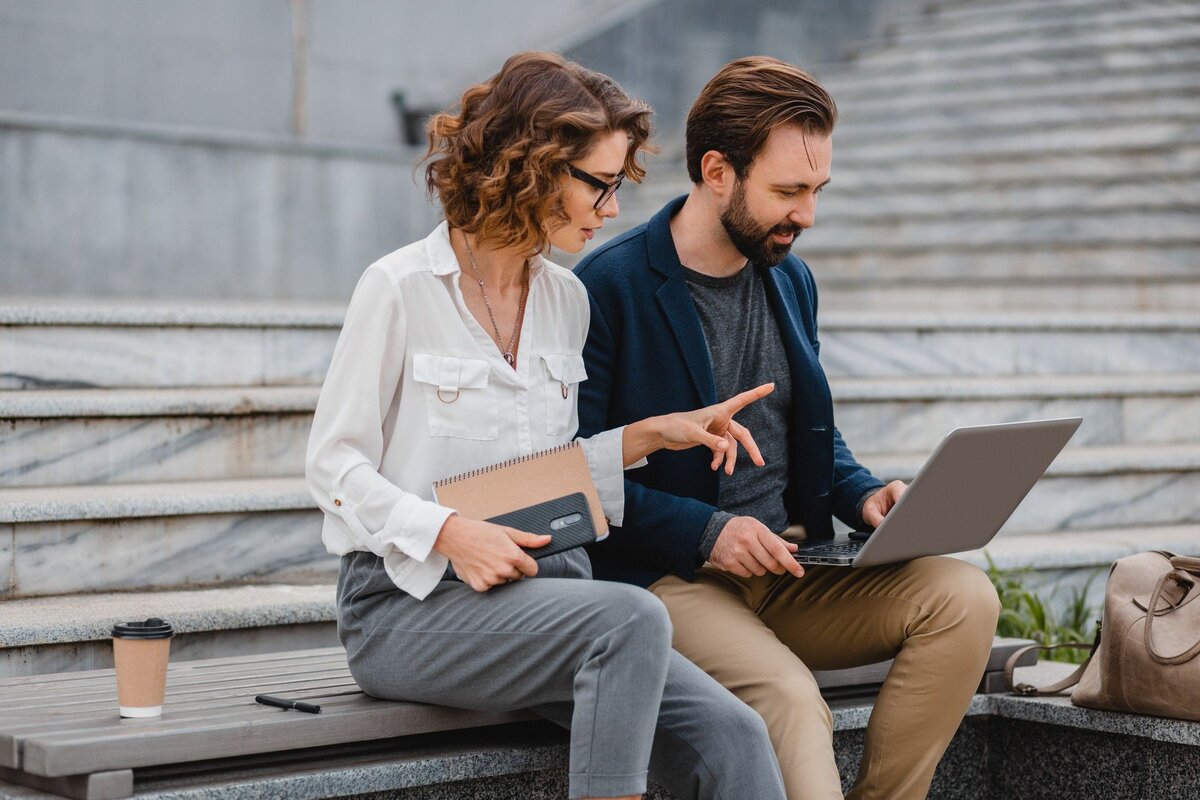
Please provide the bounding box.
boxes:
[575,57,1001,800]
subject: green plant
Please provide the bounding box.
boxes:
[983,553,1101,664]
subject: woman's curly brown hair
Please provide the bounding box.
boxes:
[423,51,655,254]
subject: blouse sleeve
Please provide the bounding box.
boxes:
[305,266,454,600]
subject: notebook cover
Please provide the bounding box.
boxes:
[432,441,609,537]
[487,492,597,558]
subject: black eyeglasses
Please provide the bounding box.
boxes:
[569,165,625,210]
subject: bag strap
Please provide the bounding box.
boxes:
[1145,569,1200,665]
[1004,629,1101,697]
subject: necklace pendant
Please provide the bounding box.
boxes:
[503,351,516,368]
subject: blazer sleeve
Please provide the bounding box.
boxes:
[578,289,716,579]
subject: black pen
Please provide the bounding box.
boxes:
[255,694,322,714]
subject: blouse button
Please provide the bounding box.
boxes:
[334,499,342,507]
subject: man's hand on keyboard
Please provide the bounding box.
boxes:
[861,480,909,529]
[709,516,805,579]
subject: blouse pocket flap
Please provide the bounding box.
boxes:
[412,354,491,391]
[541,354,588,384]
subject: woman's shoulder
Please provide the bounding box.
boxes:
[360,225,453,287]
[538,256,587,298]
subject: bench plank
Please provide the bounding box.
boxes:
[0,678,362,740]
[0,766,132,800]
[5,665,354,712]
[0,649,537,779]
[0,649,348,697]
[24,697,534,777]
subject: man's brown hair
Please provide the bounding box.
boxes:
[685,56,836,184]
[423,51,654,253]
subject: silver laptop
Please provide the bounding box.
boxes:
[794,417,1082,567]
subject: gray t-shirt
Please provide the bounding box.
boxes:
[682,263,793,559]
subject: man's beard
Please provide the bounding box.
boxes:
[719,180,802,267]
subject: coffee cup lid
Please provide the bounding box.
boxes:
[112,618,174,639]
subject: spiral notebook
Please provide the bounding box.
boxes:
[432,442,609,553]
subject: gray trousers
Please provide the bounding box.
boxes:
[338,550,786,800]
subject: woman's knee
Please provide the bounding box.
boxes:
[581,582,673,657]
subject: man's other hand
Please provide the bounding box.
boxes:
[709,516,804,578]
[861,480,908,529]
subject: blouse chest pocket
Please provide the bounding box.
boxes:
[412,354,498,440]
[540,354,587,436]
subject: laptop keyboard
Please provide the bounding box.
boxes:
[798,541,864,557]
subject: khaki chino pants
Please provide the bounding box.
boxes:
[650,556,1001,800]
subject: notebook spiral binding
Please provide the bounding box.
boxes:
[433,441,580,487]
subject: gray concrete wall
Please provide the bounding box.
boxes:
[0,115,438,300]
[0,0,910,299]
[0,0,652,145]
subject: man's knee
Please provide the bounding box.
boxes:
[745,671,834,734]
[912,556,1001,632]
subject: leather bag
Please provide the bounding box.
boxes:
[1004,550,1200,722]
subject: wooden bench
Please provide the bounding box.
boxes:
[0,639,1037,800]
[0,647,534,800]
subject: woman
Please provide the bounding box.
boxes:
[306,52,786,800]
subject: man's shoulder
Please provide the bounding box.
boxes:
[574,223,652,286]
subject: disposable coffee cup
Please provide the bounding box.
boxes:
[112,618,174,718]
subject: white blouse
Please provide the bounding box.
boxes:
[306,222,637,600]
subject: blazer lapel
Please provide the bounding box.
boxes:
[656,275,718,407]
[646,197,718,407]
[764,266,833,422]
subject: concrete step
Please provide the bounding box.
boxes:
[797,245,1200,286]
[837,115,1200,163]
[832,373,1200,452]
[0,386,318,486]
[816,277,1200,313]
[837,66,1200,122]
[7,305,1198,389]
[798,209,1200,253]
[0,478,331,598]
[955,523,1200,617]
[816,311,1200,377]
[885,0,1199,41]
[852,21,1200,71]
[865,3,1200,61]
[860,443,1200,535]
[815,174,1200,223]
[0,301,342,389]
[0,584,336,677]
[836,88,1200,142]
[922,0,1177,23]
[824,44,1200,98]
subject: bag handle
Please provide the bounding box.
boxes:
[1171,555,1200,577]
[1004,630,1100,697]
[1145,569,1200,665]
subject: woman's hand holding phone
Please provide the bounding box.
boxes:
[433,515,550,592]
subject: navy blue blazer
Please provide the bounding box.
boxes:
[575,196,885,587]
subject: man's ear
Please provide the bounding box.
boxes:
[699,150,734,197]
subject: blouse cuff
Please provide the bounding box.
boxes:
[579,426,636,527]
[384,498,456,563]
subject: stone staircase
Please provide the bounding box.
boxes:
[0,304,344,676]
[2,0,1198,675]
